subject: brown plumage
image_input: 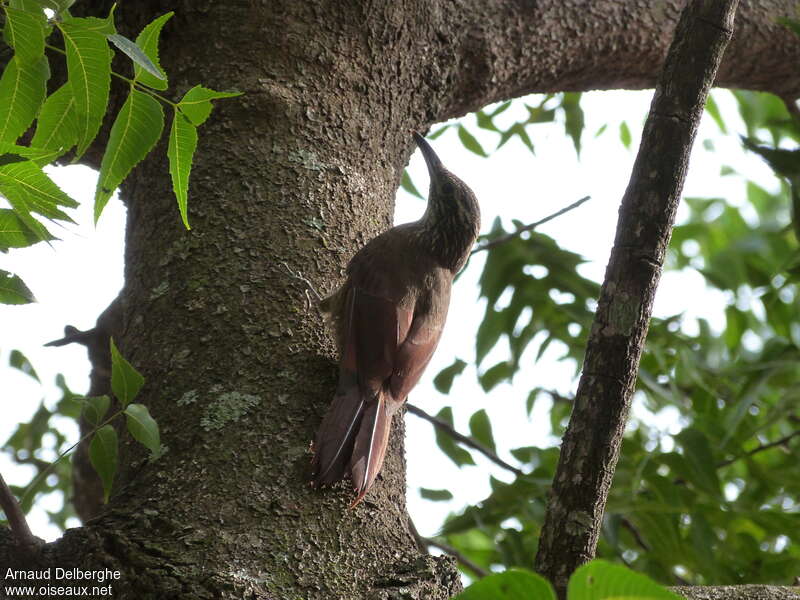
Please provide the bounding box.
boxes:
[311,132,481,505]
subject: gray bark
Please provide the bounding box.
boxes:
[2,1,800,598]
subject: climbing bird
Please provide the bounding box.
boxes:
[311,132,481,505]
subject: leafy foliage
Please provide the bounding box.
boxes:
[455,560,683,600]
[419,88,800,586]
[0,3,240,304]
[2,343,158,516]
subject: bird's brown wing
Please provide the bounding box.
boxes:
[311,285,412,493]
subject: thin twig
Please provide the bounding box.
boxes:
[406,403,524,477]
[426,538,489,578]
[409,513,488,577]
[717,429,800,468]
[0,470,39,549]
[471,195,591,254]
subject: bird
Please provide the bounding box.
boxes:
[310,132,481,506]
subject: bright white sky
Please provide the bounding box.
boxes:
[0,89,779,541]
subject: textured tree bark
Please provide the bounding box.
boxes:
[534,0,739,595]
[2,1,800,598]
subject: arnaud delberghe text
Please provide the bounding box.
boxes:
[5,568,121,583]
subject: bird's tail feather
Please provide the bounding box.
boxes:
[349,392,392,507]
[311,370,365,487]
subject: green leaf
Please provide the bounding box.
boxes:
[562,92,584,155]
[455,569,555,600]
[106,33,165,82]
[676,428,722,498]
[457,125,488,157]
[0,208,43,250]
[110,338,144,406]
[468,409,495,451]
[95,87,164,222]
[704,93,727,134]
[419,487,453,501]
[568,560,682,600]
[433,407,475,467]
[0,56,49,143]
[31,84,79,157]
[619,121,632,149]
[167,110,198,229]
[59,17,113,158]
[3,5,46,65]
[401,169,424,200]
[0,269,35,304]
[0,158,78,223]
[81,395,110,427]
[124,403,161,457]
[89,424,118,503]
[479,360,513,392]
[133,12,173,90]
[433,358,467,394]
[177,85,241,126]
[9,349,39,381]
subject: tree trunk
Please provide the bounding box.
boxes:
[3,1,800,598]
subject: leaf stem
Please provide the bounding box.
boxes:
[44,41,177,107]
[19,407,125,507]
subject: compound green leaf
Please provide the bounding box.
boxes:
[95,87,164,222]
[167,110,197,229]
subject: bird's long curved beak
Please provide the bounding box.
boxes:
[413,132,443,174]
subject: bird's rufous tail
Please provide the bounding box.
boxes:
[310,371,394,506]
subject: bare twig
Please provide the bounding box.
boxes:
[406,403,524,477]
[426,538,489,578]
[0,470,39,550]
[717,429,800,468]
[408,513,489,577]
[471,195,591,254]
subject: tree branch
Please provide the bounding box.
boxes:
[471,196,591,254]
[533,1,739,595]
[406,404,524,477]
[0,471,39,550]
[425,538,490,579]
[717,429,800,468]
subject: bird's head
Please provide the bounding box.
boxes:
[413,132,480,227]
[412,132,481,271]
